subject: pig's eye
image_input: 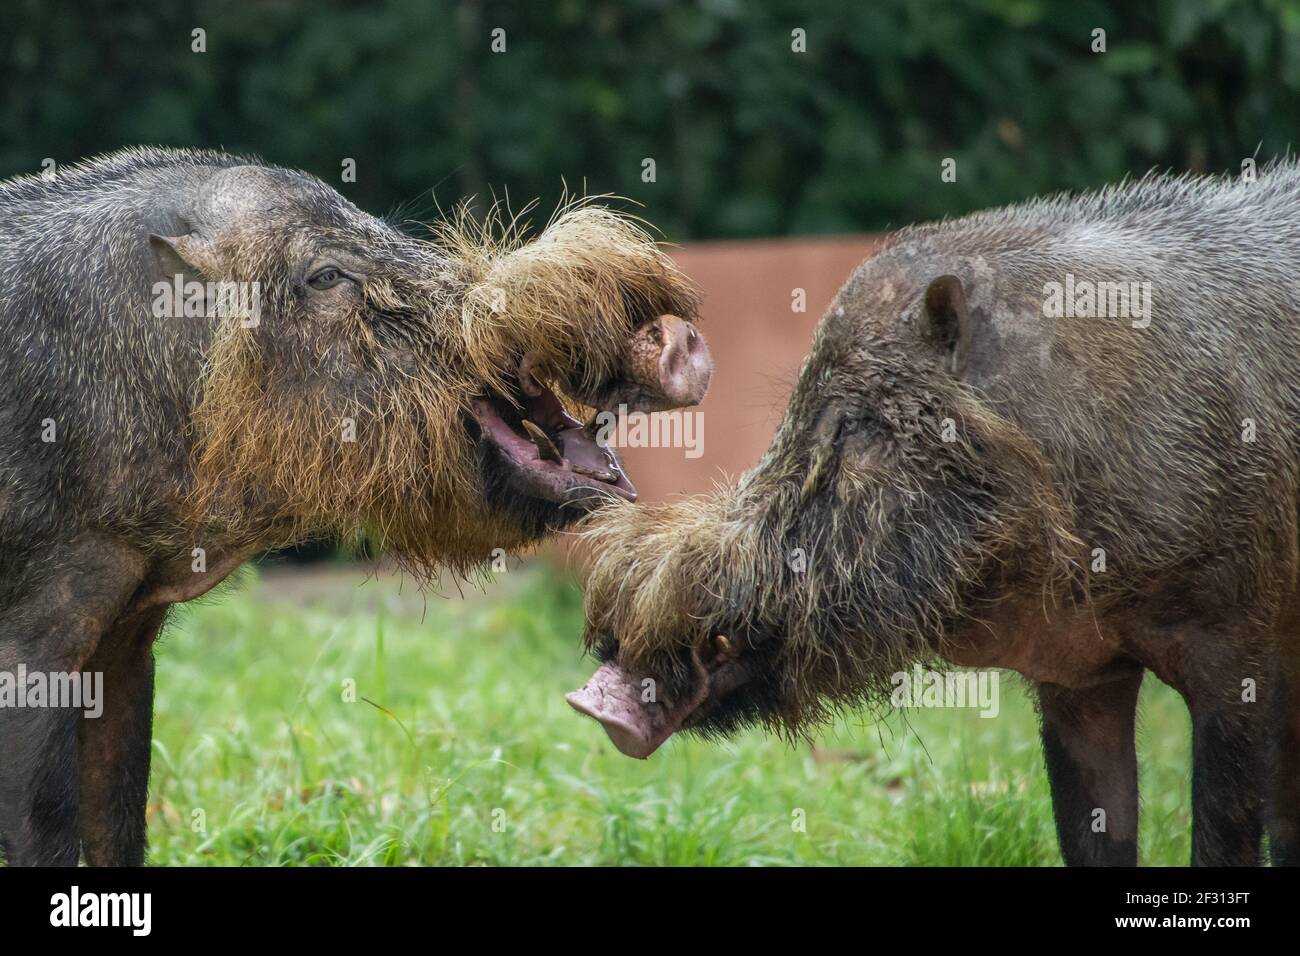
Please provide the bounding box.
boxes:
[307,266,348,290]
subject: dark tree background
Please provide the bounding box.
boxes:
[2,0,1297,240]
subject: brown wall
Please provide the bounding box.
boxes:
[618,234,881,503]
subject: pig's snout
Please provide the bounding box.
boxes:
[627,314,712,410]
[565,661,674,759]
[567,643,734,759]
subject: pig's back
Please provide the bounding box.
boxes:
[0,149,236,549]
[938,166,1300,592]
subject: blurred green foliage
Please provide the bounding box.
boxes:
[3,0,1299,239]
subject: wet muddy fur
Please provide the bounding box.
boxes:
[0,148,701,865]
[578,164,1300,865]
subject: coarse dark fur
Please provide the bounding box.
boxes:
[582,162,1300,865]
[0,147,699,865]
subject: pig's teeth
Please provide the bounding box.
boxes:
[522,419,563,463]
[572,463,617,483]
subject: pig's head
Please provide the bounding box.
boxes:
[154,161,709,572]
[569,248,1081,757]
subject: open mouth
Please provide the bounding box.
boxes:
[470,364,636,508]
[470,313,713,512]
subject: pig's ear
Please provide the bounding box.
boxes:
[149,232,223,279]
[920,274,972,376]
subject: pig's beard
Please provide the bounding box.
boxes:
[187,313,525,577]
[577,391,1082,746]
[579,486,959,740]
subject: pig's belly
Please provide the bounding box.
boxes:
[939,598,1137,690]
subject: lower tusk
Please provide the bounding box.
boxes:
[522,419,563,463]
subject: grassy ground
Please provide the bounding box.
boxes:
[148,562,1195,865]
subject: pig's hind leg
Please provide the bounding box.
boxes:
[1268,596,1300,865]
[1181,618,1275,866]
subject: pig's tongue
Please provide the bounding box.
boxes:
[565,661,704,759]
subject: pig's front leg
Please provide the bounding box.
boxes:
[0,693,83,864]
[0,535,144,866]
[1036,671,1144,866]
[77,606,167,866]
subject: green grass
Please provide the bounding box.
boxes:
[148,564,1194,865]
